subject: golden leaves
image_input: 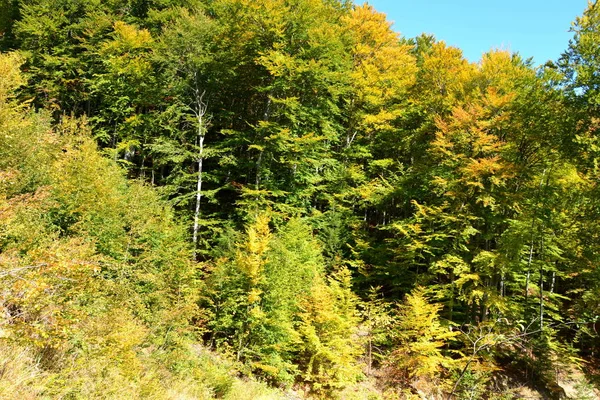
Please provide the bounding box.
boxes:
[108,21,154,51]
[343,3,417,135]
[99,22,155,79]
[0,52,25,104]
[417,42,477,112]
[236,213,272,285]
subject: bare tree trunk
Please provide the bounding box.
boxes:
[449,271,455,322]
[525,241,533,304]
[539,235,545,330]
[526,169,547,308]
[346,130,358,149]
[539,268,544,330]
[192,81,208,259]
[366,307,373,377]
[192,134,204,253]
[367,336,372,376]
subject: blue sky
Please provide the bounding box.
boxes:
[365,0,590,64]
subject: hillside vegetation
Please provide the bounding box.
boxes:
[1,0,600,398]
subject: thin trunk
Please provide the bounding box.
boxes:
[525,241,533,304]
[192,133,204,254]
[367,337,372,376]
[526,169,547,308]
[449,353,478,400]
[237,331,244,362]
[192,84,208,259]
[255,151,262,189]
[481,288,489,322]
[449,270,455,322]
[539,235,545,330]
[255,96,271,190]
[539,269,544,330]
[346,130,358,149]
[366,308,372,377]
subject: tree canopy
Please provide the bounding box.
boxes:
[1,1,600,399]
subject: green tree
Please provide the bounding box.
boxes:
[205,215,362,390]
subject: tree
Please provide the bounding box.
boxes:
[385,287,457,395]
[0,51,205,397]
[296,267,363,393]
[204,215,363,389]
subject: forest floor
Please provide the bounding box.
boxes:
[512,366,599,400]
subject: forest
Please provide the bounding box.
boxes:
[1,0,600,398]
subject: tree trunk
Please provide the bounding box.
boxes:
[539,235,545,330]
[525,241,534,305]
[192,84,208,259]
[192,133,204,254]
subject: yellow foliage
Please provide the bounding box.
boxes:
[417,42,477,111]
[100,21,155,79]
[0,52,25,105]
[343,4,417,134]
[110,21,154,50]
[391,287,458,383]
[297,268,363,392]
[237,213,272,285]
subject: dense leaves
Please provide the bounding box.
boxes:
[2,0,600,398]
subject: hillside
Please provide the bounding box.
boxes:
[1,1,600,399]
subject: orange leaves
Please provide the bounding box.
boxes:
[462,156,505,179]
[434,105,504,160]
[431,86,517,202]
[482,86,515,113]
[429,55,526,179]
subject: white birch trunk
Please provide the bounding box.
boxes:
[192,83,208,258]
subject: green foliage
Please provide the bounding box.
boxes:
[3,0,600,397]
[205,215,362,390]
[0,52,249,400]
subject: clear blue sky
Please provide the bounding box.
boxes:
[365,0,590,64]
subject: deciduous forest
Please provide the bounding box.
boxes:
[1,0,600,398]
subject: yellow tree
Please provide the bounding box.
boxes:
[389,287,458,390]
[342,3,417,148]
